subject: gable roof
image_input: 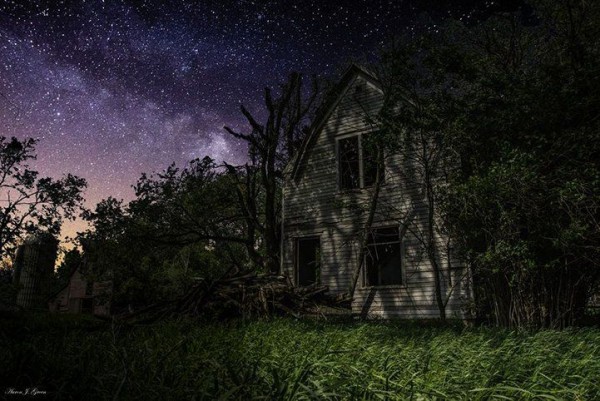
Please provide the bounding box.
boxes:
[290,64,382,182]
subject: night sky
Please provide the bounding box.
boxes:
[0,0,508,240]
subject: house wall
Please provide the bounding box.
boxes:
[282,72,472,319]
[69,269,88,299]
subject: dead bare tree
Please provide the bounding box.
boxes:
[225,73,321,273]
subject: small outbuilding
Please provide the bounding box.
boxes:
[48,265,112,316]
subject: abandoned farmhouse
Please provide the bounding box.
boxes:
[281,65,472,319]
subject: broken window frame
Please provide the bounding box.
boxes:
[363,226,403,287]
[336,132,383,191]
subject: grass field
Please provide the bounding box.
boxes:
[1,314,599,400]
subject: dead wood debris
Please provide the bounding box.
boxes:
[117,271,351,322]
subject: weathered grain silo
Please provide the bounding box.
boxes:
[14,232,59,309]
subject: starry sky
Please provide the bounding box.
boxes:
[0,0,517,240]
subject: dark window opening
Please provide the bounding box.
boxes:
[338,134,383,190]
[81,298,93,314]
[338,136,360,190]
[297,237,321,286]
[365,227,402,286]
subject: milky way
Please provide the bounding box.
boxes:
[0,0,509,240]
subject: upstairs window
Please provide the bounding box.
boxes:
[338,134,382,190]
[364,227,402,286]
[338,136,360,189]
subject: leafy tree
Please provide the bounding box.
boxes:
[81,158,246,309]
[447,0,600,327]
[372,0,600,327]
[0,263,17,307]
[81,196,127,241]
[0,136,86,257]
[54,248,83,288]
[130,157,247,249]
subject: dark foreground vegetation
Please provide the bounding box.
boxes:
[2,314,600,400]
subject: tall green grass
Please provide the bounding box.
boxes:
[1,314,599,400]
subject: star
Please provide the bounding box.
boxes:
[0,0,521,241]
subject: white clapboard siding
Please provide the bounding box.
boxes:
[283,68,472,319]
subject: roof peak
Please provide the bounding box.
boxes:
[289,64,382,181]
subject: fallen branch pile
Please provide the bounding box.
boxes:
[119,271,351,322]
